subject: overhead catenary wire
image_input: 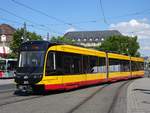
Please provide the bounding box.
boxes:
[0,8,63,35]
[67,8,150,25]
[99,0,109,25]
[11,0,84,30]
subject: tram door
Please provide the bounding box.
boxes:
[45,52,63,85]
[62,53,85,87]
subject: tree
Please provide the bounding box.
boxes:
[9,28,43,58]
[50,36,76,44]
[96,35,140,57]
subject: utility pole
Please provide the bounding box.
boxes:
[23,22,27,42]
[47,32,49,41]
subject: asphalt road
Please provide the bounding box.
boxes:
[0,83,16,93]
[0,80,131,113]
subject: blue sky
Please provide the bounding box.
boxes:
[0,0,150,56]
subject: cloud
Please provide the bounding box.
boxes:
[109,19,150,56]
[110,19,150,39]
[65,27,76,33]
[141,46,150,50]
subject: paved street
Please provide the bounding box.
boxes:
[0,77,149,113]
[0,79,14,85]
[0,79,130,113]
[0,79,15,92]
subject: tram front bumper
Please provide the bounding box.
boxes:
[17,84,33,93]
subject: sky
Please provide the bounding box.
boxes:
[0,0,150,56]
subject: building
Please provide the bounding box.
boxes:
[64,30,121,47]
[0,24,16,56]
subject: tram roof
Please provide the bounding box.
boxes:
[21,41,144,62]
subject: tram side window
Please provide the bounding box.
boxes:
[63,53,82,74]
[139,62,144,70]
[0,60,6,70]
[120,60,130,72]
[55,52,64,74]
[98,57,106,73]
[83,56,89,73]
[109,59,130,72]
[72,55,82,74]
[131,61,139,71]
[132,61,144,71]
[63,55,73,74]
[46,52,65,75]
[109,59,120,72]
[89,56,99,73]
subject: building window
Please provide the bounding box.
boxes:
[83,38,87,41]
[77,38,81,42]
[89,38,92,41]
[95,38,98,41]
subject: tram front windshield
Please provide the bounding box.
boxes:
[19,51,45,68]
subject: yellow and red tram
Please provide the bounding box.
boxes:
[14,41,144,92]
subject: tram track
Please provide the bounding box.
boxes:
[107,80,133,113]
[0,94,43,107]
[66,83,110,113]
[0,89,16,100]
[66,80,133,113]
[0,89,45,107]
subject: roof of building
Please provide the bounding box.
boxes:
[0,24,16,42]
[0,24,16,35]
[64,30,122,43]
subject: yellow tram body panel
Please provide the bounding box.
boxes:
[108,53,130,60]
[38,73,106,85]
[85,73,106,81]
[132,71,144,77]
[131,57,144,62]
[48,45,106,57]
[38,76,62,85]
[108,72,130,78]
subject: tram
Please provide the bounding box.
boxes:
[0,58,17,78]
[14,41,144,92]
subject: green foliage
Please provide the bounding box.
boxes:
[96,35,140,57]
[9,28,43,58]
[50,36,76,44]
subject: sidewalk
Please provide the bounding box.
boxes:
[127,78,150,113]
[0,79,15,85]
